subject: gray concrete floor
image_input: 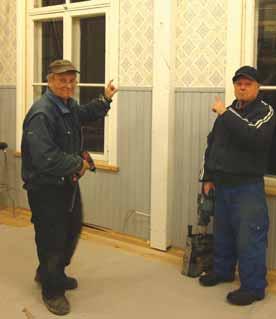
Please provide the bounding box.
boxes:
[0,224,276,319]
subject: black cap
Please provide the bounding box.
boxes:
[232,66,260,83]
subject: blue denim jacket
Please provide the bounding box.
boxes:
[21,89,110,190]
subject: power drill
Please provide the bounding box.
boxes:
[72,151,96,183]
[197,188,215,227]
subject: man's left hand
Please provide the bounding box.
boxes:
[212,96,227,115]
[105,80,118,99]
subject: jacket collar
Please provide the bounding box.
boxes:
[45,88,73,114]
[232,95,261,113]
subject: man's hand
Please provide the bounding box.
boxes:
[78,160,90,177]
[104,80,118,99]
[212,96,227,115]
[203,182,215,195]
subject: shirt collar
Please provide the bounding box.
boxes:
[45,88,72,114]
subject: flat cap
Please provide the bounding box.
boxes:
[48,59,80,74]
[232,65,260,83]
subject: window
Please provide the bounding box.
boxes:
[33,0,92,8]
[256,0,276,175]
[257,0,276,86]
[34,0,65,7]
[17,0,119,164]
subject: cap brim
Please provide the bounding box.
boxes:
[232,73,258,82]
[49,68,80,74]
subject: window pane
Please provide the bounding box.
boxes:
[73,15,105,84]
[257,0,276,85]
[33,86,47,103]
[34,0,65,8]
[77,87,105,153]
[34,20,63,82]
[32,85,105,153]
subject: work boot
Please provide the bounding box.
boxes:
[199,272,234,286]
[62,276,78,290]
[227,288,264,306]
[42,295,70,316]
[35,272,78,290]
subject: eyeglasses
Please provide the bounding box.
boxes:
[57,78,78,87]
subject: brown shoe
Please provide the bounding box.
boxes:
[42,295,70,316]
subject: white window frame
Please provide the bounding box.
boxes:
[226,0,276,186]
[225,0,257,105]
[16,0,119,165]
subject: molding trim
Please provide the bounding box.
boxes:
[175,88,225,93]
[16,0,26,152]
[0,85,16,89]
[119,86,152,92]
[225,1,243,105]
[0,84,16,90]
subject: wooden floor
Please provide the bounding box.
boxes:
[1,207,276,294]
[0,208,183,265]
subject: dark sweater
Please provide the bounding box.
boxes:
[200,96,275,185]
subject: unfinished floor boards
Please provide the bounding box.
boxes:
[1,207,276,294]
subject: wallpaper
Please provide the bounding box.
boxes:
[119,0,153,87]
[176,0,227,88]
[0,0,228,88]
[0,0,16,85]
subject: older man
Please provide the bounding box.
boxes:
[21,59,117,315]
[199,66,275,305]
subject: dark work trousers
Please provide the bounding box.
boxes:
[27,183,82,299]
[214,182,269,298]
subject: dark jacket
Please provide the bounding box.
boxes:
[21,89,110,190]
[200,96,275,185]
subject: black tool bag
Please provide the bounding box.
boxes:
[182,187,215,277]
[182,225,213,278]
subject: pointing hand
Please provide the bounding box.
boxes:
[104,80,118,99]
[212,96,226,115]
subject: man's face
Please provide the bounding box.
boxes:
[48,72,77,102]
[234,76,260,103]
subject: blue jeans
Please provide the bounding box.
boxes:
[214,182,269,297]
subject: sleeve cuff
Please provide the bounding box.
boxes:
[99,94,112,104]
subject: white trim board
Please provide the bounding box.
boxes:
[150,0,177,250]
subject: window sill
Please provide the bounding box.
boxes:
[14,152,119,173]
[94,160,119,172]
[265,186,276,197]
[265,176,276,197]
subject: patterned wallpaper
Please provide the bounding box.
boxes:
[0,0,16,85]
[0,0,227,88]
[119,0,153,87]
[176,0,227,88]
